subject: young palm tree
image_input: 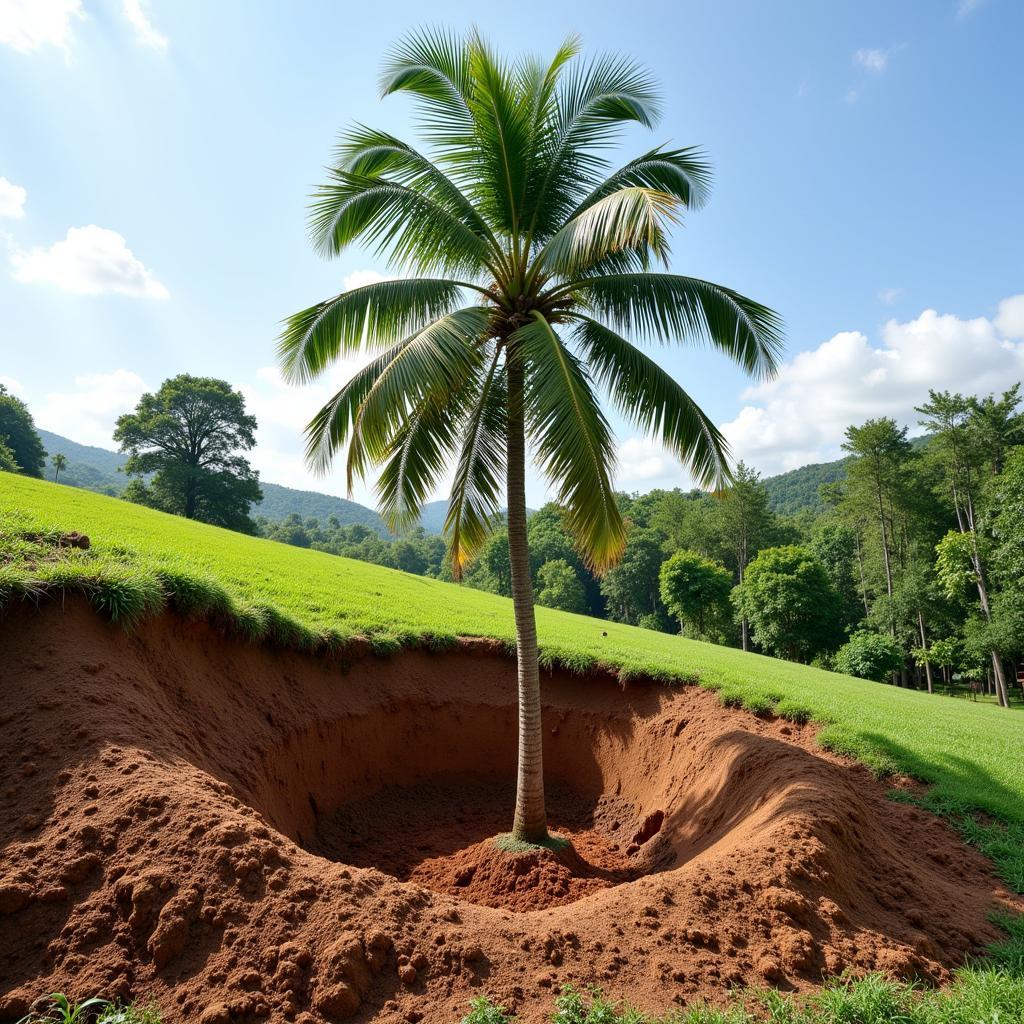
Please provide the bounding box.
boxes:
[51,452,68,481]
[279,30,783,844]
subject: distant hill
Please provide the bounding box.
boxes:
[762,457,850,515]
[255,482,386,533]
[37,430,127,495]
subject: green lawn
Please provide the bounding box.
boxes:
[2,472,1022,836]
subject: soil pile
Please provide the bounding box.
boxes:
[0,601,1018,1023]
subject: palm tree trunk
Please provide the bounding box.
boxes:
[506,352,548,844]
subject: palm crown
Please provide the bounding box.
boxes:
[278,29,783,578]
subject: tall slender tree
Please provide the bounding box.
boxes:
[50,453,68,481]
[279,30,782,843]
[918,391,1011,707]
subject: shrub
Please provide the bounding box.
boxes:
[834,630,903,682]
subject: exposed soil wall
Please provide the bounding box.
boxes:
[0,601,1018,1023]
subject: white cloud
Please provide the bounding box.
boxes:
[614,436,688,489]
[36,369,147,447]
[0,374,25,396]
[995,294,1024,340]
[878,287,902,306]
[121,0,166,50]
[0,0,83,55]
[957,0,986,17]
[0,177,27,218]
[11,225,169,298]
[722,299,1024,475]
[853,48,891,73]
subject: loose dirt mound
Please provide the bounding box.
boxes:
[0,602,1018,1023]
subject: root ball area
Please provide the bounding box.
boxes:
[0,601,1019,1024]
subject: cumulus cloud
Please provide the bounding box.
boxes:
[35,369,147,447]
[0,0,83,55]
[121,0,166,50]
[615,437,672,486]
[0,177,27,218]
[0,374,26,396]
[995,294,1024,340]
[722,297,1024,475]
[11,225,169,298]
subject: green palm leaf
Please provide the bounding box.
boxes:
[445,349,507,577]
[278,278,469,384]
[571,314,731,487]
[568,145,713,217]
[517,312,625,572]
[574,272,784,378]
[309,170,494,275]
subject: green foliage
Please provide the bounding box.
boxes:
[0,382,47,477]
[761,457,850,515]
[17,994,110,1024]
[460,996,515,1024]
[834,630,904,683]
[537,558,587,613]
[659,549,733,640]
[3,475,1024,830]
[732,546,843,662]
[599,528,666,626]
[934,530,977,601]
[115,375,261,532]
[0,436,19,472]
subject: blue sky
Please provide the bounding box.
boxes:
[1,0,1022,507]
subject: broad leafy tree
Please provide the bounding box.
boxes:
[0,384,47,477]
[536,559,587,613]
[658,549,732,640]
[115,375,262,533]
[278,31,782,843]
[732,545,842,662]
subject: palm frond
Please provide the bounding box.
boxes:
[377,392,461,533]
[517,312,625,572]
[336,126,500,254]
[574,273,784,379]
[445,348,507,578]
[344,307,490,491]
[571,314,731,487]
[379,28,476,150]
[301,307,489,482]
[535,187,680,278]
[309,170,494,275]
[529,53,662,237]
[278,278,467,384]
[568,145,712,218]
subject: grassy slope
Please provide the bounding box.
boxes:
[2,472,1022,828]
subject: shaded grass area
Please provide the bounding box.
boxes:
[1,473,1023,837]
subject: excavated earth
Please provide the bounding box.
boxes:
[0,600,1020,1024]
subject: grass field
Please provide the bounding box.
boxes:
[2,472,1022,842]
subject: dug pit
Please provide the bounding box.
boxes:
[0,600,1019,1024]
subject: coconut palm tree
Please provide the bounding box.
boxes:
[51,453,68,481]
[279,30,783,844]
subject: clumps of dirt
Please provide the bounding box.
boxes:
[0,599,1020,1024]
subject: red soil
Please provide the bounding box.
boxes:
[0,601,1019,1023]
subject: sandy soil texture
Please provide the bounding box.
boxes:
[0,601,1018,1023]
